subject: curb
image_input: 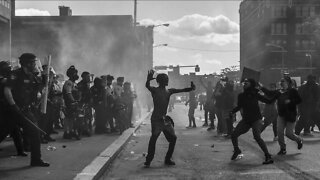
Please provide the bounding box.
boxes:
[74,111,151,180]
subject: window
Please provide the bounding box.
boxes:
[276,24,282,34]
[271,23,287,35]
[296,23,310,35]
[295,40,301,48]
[296,24,302,34]
[310,40,316,49]
[283,24,287,34]
[272,6,287,18]
[271,24,275,34]
[310,7,316,17]
[296,6,302,17]
[297,6,316,17]
[302,6,309,17]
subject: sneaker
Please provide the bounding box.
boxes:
[231,149,242,160]
[144,161,151,168]
[207,127,213,131]
[164,159,176,166]
[297,139,303,150]
[273,136,278,141]
[263,155,274,165]
[277,149,286,155]
[30,160,50,167]
[202,123,208,127]
[192,125,197,128]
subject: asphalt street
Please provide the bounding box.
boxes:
[103,104,320,180]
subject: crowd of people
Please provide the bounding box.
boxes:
[0,53,139,167]
[164,72,319,166]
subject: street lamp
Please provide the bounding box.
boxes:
[266,43,286,75]
[306,53,313,74]
[153,43,168,48]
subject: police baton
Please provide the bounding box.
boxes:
[16,110,48,135]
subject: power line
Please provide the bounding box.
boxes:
[167,45,239,52]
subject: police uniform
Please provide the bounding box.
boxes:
[5,66,49,166]
[77,79,93,135]
[62,79,80,139]
[0,71,26,156]
[90,80,108,134]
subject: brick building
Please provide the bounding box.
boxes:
[240,0,320,84]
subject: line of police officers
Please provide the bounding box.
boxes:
[0,53,137,167]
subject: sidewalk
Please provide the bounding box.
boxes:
[0,109,150,180]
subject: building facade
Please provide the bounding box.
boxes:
[240,0,320,84]
[0,0,11,60]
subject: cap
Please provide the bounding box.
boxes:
[19,53,36,66]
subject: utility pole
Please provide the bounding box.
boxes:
[133,0,137,27]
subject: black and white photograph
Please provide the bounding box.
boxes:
[0,0,320,179]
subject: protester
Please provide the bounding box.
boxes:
[185,89,197,128]
[144,70,195,167]
[261,76,303,155]
[222,80,234,137]
[295,75,320,136]
[260,83,278,141]
[229,78,273,164]
[200,78,215,129]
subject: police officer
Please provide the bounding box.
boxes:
[91,77,108,134]
[101,75,116,133]
[122,81,136,128]
[62,66,80,140]
[78,71,93,136]
[0,61,27,157]
[3,53,49,167]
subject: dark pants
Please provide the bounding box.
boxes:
[295,107,317,135]
[0,117,24,154]
[146,121,177,162]
[204,105,215,126]
[216,108,227,134]
[188,107,196,127]
[114,109,127,133]
[106,108,114,130]
[231,120,270,156]
[94,105,107,133]
[261,114,278,137]
[226,113,234,135]
[0,107,41,163]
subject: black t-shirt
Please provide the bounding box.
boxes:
[232,89,272,123]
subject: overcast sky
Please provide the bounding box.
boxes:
[15,1,241,75]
